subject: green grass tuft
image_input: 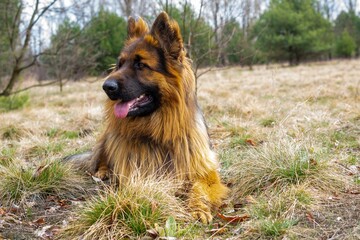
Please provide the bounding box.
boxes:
[62,130,79,139]
[230,135,346,198]
[243,187,311,238]
[46,128,80,139]
[62,176,191,239]
[259,219,296,237]
[27,142,64,158]
[330,130,358,150]
[0,146,17,166]
[260,118,276,127]
[0,93,29,112]
[229,134,252,148]
[2,125,23,140]
[0,160,86,204]
[46,128,60,138]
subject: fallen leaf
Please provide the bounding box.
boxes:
[305,211,315,223]
[9,204,19,213]
[246,139,256,146]
[0,208,6,215]
[309,158,317,166]
[58,199,71,207]
[33,218,46,225]
[220,202,228,209]
[349,189,360,194]
[146,228,158,239]
[217,212,250,224]
[233,203,244,209]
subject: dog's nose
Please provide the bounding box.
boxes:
[103,79,119,94]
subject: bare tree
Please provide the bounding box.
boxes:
[317,0,337,20]
[115,0,154,18]
[39,20,99,92]
[205,0,262,66]
[0,0,59,96]
[344,0,358,12]
[241,0,262,34]
[0,0,94,96]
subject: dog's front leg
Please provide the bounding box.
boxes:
[188,170,228,224]
[92,137,109,180]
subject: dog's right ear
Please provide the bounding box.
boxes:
[127,17,149,39]
[151,12,184,61]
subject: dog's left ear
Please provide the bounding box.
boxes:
[128,17,149,39]
[151,12,184,61]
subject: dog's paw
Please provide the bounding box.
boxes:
[191,209,213,224]
[94,169,108,180]
[189,198,213,224]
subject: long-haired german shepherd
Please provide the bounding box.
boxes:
[69,12,228,223]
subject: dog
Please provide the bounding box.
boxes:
[70,12,228,224]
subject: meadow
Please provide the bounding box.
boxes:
[0,59,359,239]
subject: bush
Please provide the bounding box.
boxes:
[335,30,356,58]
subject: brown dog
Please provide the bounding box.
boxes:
[74,12,228,224]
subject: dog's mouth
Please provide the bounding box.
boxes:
[114,94,153,119]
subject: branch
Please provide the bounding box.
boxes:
[194,0,204,30]
[17,55,40,72]
[17,47,59,72]
[10,79,69,96]
[30,0,58,29]
[19,0,57,62]
[196,67,214,79]
[5,0,22,53]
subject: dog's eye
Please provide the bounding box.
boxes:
[134,62,145,70]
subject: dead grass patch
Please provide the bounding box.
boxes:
[229,134,348,200]
[61,175,192,239]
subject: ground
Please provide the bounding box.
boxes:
[0,59,359,239]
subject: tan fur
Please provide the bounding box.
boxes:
[92,12,228,223]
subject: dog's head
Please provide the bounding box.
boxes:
[103,12,186,119]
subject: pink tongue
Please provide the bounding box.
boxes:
[114,99,137,119]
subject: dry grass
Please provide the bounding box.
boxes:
[0,60,359,239]
[199,60,359,239]
[61,175,192,239]
[229,134,348,199]
[0,160,87,205]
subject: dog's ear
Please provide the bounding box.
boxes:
[151,12,184,61]
[127,17,149,39]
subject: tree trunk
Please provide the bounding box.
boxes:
[1,67,20,96]
[0,0,57,96]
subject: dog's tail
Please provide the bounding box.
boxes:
[63,151,96,174]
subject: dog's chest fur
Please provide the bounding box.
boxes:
[103,109,217,182]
